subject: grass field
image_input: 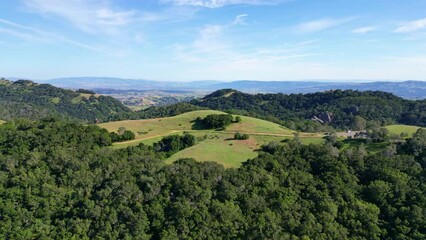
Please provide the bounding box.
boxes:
[385,124,423,136]
[0,120,5,125]
[99,110,324,167]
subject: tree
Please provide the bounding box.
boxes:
[234,132,249,140]
[352,116,367,130]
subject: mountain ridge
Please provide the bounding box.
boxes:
[31,77,426,99]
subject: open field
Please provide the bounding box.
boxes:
[99,110,325,167]
[0,120,5,125]
[385,124,423,136]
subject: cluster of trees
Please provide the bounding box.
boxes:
[191,89,426,131]
[0,79,130,123]
[109,127,136,142]
[0,118,424,239]
[234,132,249,140]
[200,114,234,129]
[153,134,197,157]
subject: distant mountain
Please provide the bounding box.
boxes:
[0,79,130,122]
[38,77,426,99]
[210,80,426,99]
[40,77,220,91]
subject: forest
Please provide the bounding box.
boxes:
[0,79,130,122]
[2,80,425,134]
[191,89,426,131]
[0,118,424,239]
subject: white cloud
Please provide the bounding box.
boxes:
[160,0,285,8]
[22,0,163,34]
[233,14,248,25]
[173,19,319,73]
[394,18,426,33]
[352,26,376,34]
[0,18,100,51]
[295,18,354,33]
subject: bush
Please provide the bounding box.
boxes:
[110,129,135,142]
[234,132,249,140]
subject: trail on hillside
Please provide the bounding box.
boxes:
[112,128,323,147]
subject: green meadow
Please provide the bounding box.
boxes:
[99,110,324,167]
[385,124,423,136]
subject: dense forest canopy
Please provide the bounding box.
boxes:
[191,89,426,131]
[0,119,424,239]
[0,79,130,122]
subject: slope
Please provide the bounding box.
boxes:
[99,110,322,167]
[191,89,426,131]
[0,79,130,122]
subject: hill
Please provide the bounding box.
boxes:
[385,124,424,136]
[0,79,130,122]
[38,77,426,99]
[40,77,220,90]
[1,118,424,239]
[191,89,426,131]
[209,80,426,99]
[99,110,323,167]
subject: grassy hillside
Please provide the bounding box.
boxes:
[0,79,130,122]
[99,110,323,167]
[385,124,423,136]
[99,110,296,144]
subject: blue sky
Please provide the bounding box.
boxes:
[1,0,426,81]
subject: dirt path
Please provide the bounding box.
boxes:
[114,128,324,147]
[113,130,181,145]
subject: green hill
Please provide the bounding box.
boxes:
[191,89,426,131]
[99,110,323,167]
[0,79,130,122]
[385,124,424,136]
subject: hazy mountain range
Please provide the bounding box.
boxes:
[20,77,426,99]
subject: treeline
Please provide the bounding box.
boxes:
[0,79,130,123]
[0,119,424,239]
[108,102,207,121]
[153,134,197,157]
[191,89,426,131]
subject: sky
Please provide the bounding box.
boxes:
[1,0,426,81]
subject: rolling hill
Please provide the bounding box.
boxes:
[385,124,424,136]
[0,79,130,122]
[191,89,426,131]
[98,110,323,167]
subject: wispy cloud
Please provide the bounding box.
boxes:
[294,18,355,33]
[0,18,100,51]
[352,26,376,34]
[394,18,426,33]
[23,0,137,34]
[173,18,319,69]
[233,14,248,25]
[160,0,286,8]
